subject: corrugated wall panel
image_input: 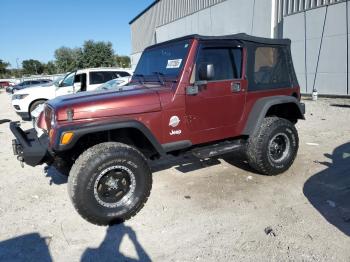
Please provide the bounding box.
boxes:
[277,0,346,20]
[130,0,227,54]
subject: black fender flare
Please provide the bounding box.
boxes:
[242,95,305,136]
[53,119,166,156]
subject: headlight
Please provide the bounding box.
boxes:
[45,105,56,128]
[12,94,28,100]
[50,110,56,128]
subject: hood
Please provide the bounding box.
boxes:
[14,83,55,94]
[48,84,164,121]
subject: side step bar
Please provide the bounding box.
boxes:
[191,140,245,159]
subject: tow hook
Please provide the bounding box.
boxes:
[17,156,24,168]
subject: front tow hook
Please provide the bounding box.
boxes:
[17,156,24,168]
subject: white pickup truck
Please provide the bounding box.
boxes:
[11,68,132,120]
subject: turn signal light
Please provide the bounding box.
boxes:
[49,129,54,140]
[61,132,74,145]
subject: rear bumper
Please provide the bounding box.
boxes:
[10,122,50,167]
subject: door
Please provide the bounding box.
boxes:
[73,73,87,92]
[185,44,246,142]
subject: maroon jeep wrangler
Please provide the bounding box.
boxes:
[10,34,305,225]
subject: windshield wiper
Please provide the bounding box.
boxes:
[133,74,145,85]
[152,72,165,85]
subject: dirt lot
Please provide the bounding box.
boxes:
[0,90,349,262]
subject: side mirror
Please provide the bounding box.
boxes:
[198,63,215,81]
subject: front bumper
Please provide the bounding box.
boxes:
[10,122,50,167]
[15,111,31,121]
[12,99,31,121]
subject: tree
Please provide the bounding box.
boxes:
[114,55,131,68]
[22,59,44,75]
[79,40,115,68]
[0,59,11,77]
[9,69,22,78]
[55,47,82,73]
[44,61,58,75]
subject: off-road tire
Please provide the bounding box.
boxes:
[246,117,299,175]
[68,142,152,226]
[29,100,46,116]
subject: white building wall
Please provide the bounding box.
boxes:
[131,0,349,95]
[156,0,272,43]
[284,2,348,95]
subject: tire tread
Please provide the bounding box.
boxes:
[246,117,299,176]
[68,142,152,226]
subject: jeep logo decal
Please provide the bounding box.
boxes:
[170,130,182,136]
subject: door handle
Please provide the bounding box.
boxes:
[186,85,199,95]
[231,82,241,92]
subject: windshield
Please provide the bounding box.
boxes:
[133,40,191,82]
[58,72,75,88]
[97,79,124,90]
[53,76,65,87]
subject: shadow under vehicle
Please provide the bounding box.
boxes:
[304,142,350,236]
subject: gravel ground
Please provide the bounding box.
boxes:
[0,90,349,261]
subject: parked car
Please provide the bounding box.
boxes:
[31,75,133,133]
[11,68,132,120]
[6,79,51,94]
[0,81,14,89]
[10,34,305,226]
[12,79,52,93]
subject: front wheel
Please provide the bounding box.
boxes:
[68,142,152,225]
[246,117,299,176]
[29,100,46,117]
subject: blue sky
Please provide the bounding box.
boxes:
[0,0,153,68]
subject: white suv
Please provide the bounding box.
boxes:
[11,68,132,120]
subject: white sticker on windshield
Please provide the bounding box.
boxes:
[166,59,182,69]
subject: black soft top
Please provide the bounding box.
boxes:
[146,33,291,50]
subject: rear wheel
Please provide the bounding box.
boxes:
[246,117,299,175]
[68,142,152,225]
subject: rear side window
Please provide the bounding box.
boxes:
[116,71,130,77]
[89,71,121,85]
[20,81,29,86]
[252,46,290,89]
[196,47,242,81]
